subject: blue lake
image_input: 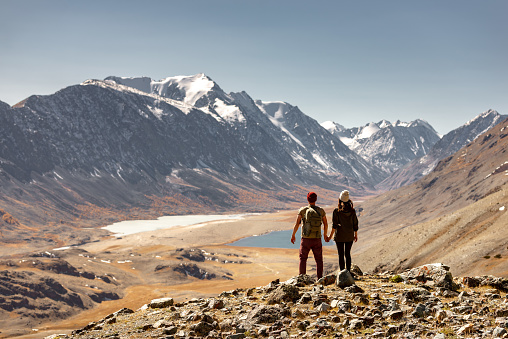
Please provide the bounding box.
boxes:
[229,229,336,249]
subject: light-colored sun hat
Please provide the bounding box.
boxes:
[339,190,350,203]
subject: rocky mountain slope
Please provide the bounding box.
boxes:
[322,119,441,173]
[0,76,384,251]
[106,74,385,185]
[354,116,508,275]
[377,109,506,190]
[43,264,508,339]
[0,74,388,249]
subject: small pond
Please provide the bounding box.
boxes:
[229,229,336,249]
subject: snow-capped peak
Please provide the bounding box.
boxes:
[378,120,391,128]
[105,74,219,107]
[358,122,381,139]
[152,73,217,106]
[393,120,410,128]
[321,121,346,134]
[465,109,500,126]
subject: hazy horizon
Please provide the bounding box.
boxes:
[1,0,507,135]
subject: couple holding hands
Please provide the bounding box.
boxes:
[290,190,359,280]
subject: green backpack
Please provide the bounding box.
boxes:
[302,206,322,238]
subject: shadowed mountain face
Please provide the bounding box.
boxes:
[0,76,387,246]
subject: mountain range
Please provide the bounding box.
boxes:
[0,74,382,248]
[322,119,441,173]
[0,74,505,245]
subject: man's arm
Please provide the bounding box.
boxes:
[291,214,302,244]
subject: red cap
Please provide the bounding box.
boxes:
[307,192,317,203]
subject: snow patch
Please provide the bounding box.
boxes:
[312,152,330,169]
[321,120,345,134]
[147,105,165,120]
[257,101,305,147]
[339,137,360,149]
[153,74,215,107]
[213,98,245,122]
[357,123,380,139]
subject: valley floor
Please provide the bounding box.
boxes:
[4,193,508,338]
[2,209,339,338]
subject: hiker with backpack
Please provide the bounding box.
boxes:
[325,190,358,272]
[290,192,328,279]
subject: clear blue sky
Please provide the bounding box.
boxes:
[1,0,506,134]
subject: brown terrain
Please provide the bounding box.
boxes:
[0,208,341,338]
[353,117,508,276]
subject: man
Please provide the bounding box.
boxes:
[290,191,328,279]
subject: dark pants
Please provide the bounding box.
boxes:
[335,241,353,271]
[299,238,323,279]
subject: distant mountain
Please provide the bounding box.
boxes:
[377,109,506,190]
[355,115,508,276]
[322,119,441,172]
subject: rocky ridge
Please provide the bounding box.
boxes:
[45,263,508,339]
[322,119,441,173]
[377,109,506,190]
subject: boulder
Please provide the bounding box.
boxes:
[384,310,404,320]
[148,297,174,309]
[400,263,454,290]
[350,264,363,277]
[411,303,428,318]
[493,327,507,337]
[456,323,474,335]
[208,298,225,309]
[266,284,300,304]
[317,273,336,286]
[401,287,431,303]
[190,321,214,336]
[246,305,284,324]
[284,274,314,287]
[336,269,355,288]
[349,319,364,330]
[315,302,330,313]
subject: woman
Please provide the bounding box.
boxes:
[326,190,358,272]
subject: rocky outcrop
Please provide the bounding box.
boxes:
[51,263,508,339]
[399,263,456,290]
[155,263,232,281]
[0,270,84,312]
